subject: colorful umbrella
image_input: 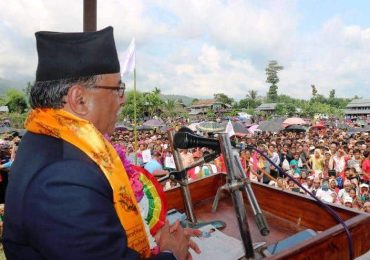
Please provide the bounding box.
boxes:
[187,122,200,131]
[196,121,225,132]
[310,123,325,130]
[282,117,306,127]
[143,119,165,128]
[248,124,260,134]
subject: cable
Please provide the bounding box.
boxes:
[248,145,354,260]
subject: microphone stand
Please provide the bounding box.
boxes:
[168,130,197,223]
[167,130,226,230]
[216,133,261,259]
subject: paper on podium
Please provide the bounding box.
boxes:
[190,225,245,260]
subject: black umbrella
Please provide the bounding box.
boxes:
[347,125,370,134]
[258,117,285,132]
[0,126,15,134]
[221,121,249,134]
[115,123,133,131]
[283,124,307,133]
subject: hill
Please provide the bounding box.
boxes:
[0,78,27,95]
[160,94,195,106]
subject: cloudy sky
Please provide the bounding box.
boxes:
[1,0,370,100]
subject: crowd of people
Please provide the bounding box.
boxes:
[109,123,370,213]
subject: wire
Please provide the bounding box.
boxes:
[249,145,354,260]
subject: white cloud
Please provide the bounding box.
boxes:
[0,0,369,99]
[279,17,370,99]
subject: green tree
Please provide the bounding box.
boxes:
[191,98,199,105]
[266,60,283,102]
[143,89,164,118]
[5,89,28,113]
[329,89,335,99]
[311,84,317,97]
[247,90,258,100]
[121,90,146,120]
[0,96,7,106]
[275,103,296,117]
[153,87,161,95]
[162,99,178,118]
[7,112,28,128]
[239,90,261,109]
[206,109,216,120]
[214,93,234,105]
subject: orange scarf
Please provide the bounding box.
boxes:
[25,108,151,257]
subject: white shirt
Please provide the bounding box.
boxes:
[338,188,350,200]
[316,189,335,203]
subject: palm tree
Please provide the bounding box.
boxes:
[153,87,161,95]
[246,90,258,100]
[162,99,177,118]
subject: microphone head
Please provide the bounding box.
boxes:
[173,131,220,150]
[173,132,191,149]
[178,126,194,134]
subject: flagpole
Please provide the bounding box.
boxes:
[121,38,137,163]
[133,67,138,165]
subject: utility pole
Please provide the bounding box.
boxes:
[83,0,97,32]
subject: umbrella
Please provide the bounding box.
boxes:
[282,117,306,127]
[337,123,349,130]
[143,119,165,128]
[137,125,155,131]
[159,125,171,132]
[0,126,15,134]
[248,124,260,134]
[187,122,200,131]
[283,124,307,133]
[310,123,325,130]
[347,126,370,134]
[115,123,133,131]
[258,118,285,132]
[196,121,225,133]
[13,129,26,137]
[221,121,249,135]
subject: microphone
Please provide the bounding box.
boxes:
[173,132,220,151]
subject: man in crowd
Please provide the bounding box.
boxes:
[338,179,352,203]
[144,151,169,177]
[268,144,280,178]
[311,178,321,196]
[316,179,334,203]
[3,27,197,259]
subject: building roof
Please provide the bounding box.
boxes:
[346,99,370,108]
[256,103,277,110]
[190,99,222,108]
[344,109,370,115]
[188,110,203,115]
[0,106,9,112]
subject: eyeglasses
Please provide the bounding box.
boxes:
[93,82,126,98]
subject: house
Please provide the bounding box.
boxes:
[255,103,277,115]
[0,106,9,114]
[188,99,231,116]
[344,99,370,124]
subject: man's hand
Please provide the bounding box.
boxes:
[155,221,201,260]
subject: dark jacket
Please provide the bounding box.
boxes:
[3,132,174,260]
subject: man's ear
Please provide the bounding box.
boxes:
[64,85,89,115]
